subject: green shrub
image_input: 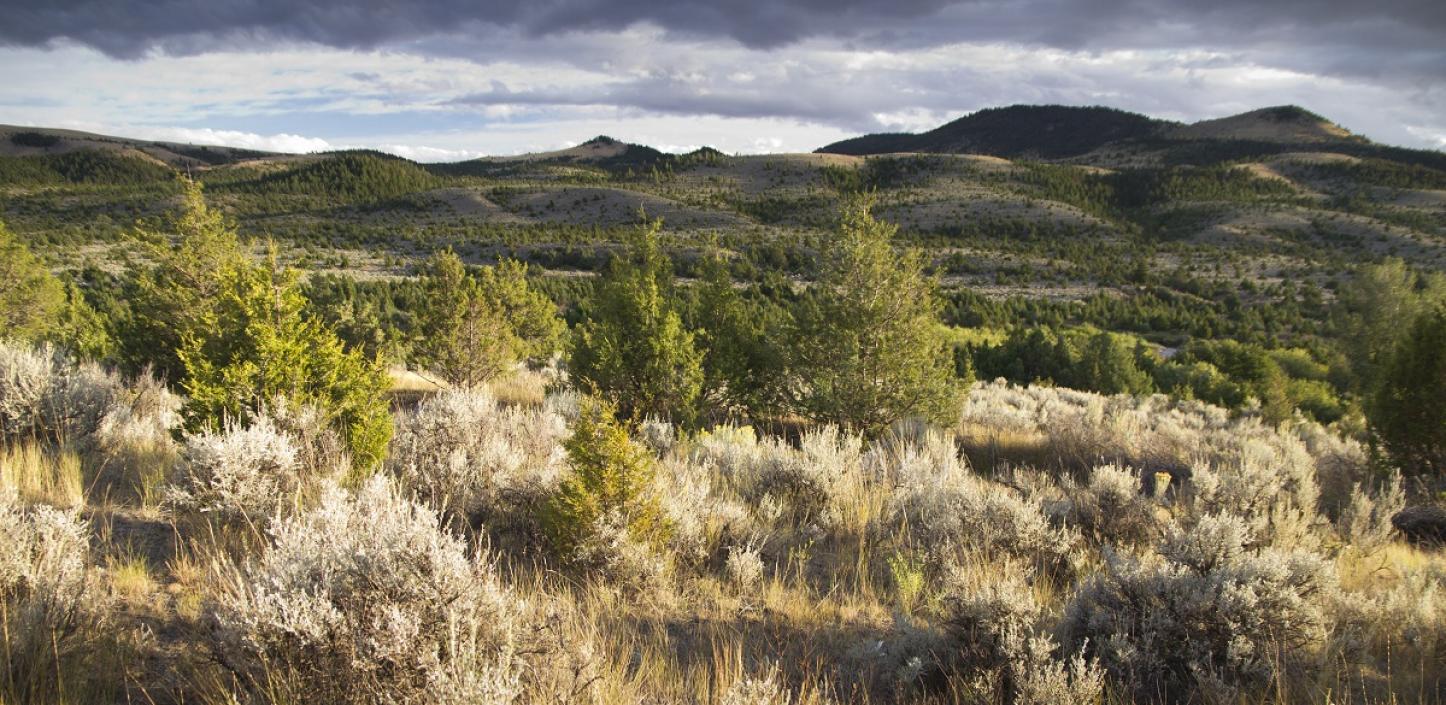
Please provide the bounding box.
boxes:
[540,398,670,566]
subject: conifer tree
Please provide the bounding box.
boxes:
[789,197,960,434]
[416,249,517,387]
[1371,307,1446,476]
[570,219,703,424]
[0,220,64,343]
[178,251,393,471]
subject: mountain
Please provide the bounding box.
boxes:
[479,135,666,167]
[815,104,1408,167]
[820,105,1173,159]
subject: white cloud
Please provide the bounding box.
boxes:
[122,126,335,153]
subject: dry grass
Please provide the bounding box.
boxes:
[0,441,84,508]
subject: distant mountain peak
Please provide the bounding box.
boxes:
[580,135,622,147]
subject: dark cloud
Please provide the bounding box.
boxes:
[4,0,1442,66]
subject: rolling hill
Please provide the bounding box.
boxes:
[2,105,1441,341]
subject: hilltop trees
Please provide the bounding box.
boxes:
[788,197,960,433]
[569,219,704,424]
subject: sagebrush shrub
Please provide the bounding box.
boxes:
[690,424,865,530]
[939,570,1103,705]
[1059,464,1160,546]
[1061,514,1336,701]
[206,476,524,705]
[0,487,109,703]
[388,386,566,533]
[961,380,1338,551]
[656,454,753,568]
[1337,474,1405,552]
[885,432,1079,574]
[166,416,301,523]
[0,341,119,441]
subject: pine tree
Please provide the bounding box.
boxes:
[1333,259,1446,396]
[789,197,960,434]
[570,219,703,424]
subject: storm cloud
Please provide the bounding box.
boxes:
[2,0,1441,57]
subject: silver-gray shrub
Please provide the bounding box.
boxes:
[205,476,524,705]
[387,386,567,535]
[0,487,108,701]
[689,424,863,531]
[883,431,1080,574]
[941,571,1103,705]
[92,369,180,459]
[1061,513,1336,701]
[166,416,302,523]
[1337,473,1406,553]
[1057,464,1160,547]
[963,381,1342,550]
[0,341,120,441]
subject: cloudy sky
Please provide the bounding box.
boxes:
[2,0,1443,160]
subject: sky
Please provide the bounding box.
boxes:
[1,0,1443,160]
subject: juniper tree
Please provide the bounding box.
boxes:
[416,249,517,387]
[176,250,392,471]
[789,197,960,434]
[570,219,703,424]
[0,220,64,343]
[1371,307,1446,476]
[416,250,564,387]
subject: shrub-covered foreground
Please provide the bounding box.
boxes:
[0,339,1441,704]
